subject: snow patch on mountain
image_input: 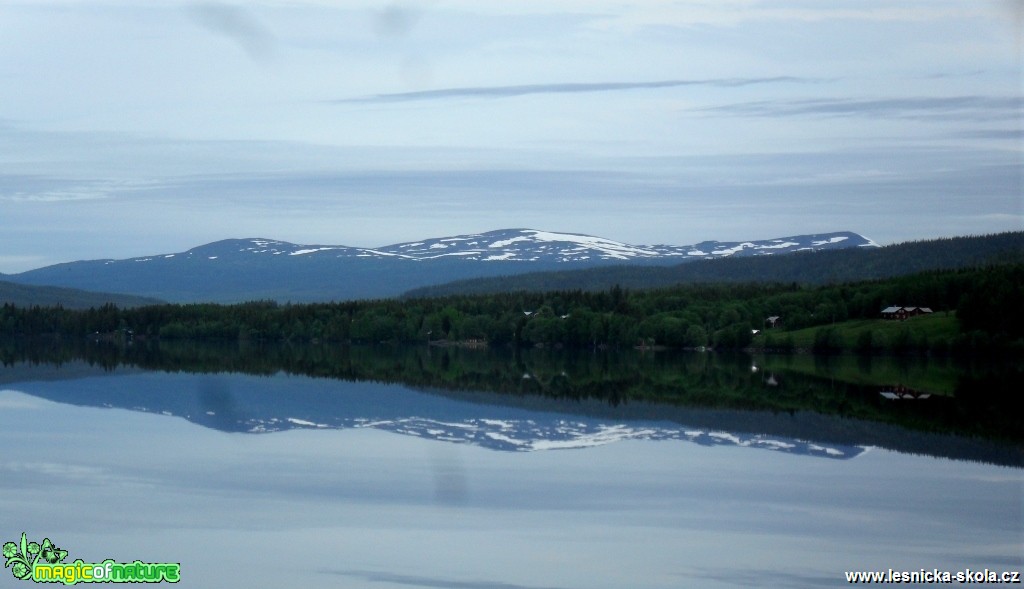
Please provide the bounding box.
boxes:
[488,236,530,248]
[289,247,338,256]
[711,243,755,256]
[812,236,848,246]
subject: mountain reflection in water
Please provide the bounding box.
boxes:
[0,338,1020,466]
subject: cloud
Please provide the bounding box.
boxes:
[186,2,275,62]
[700,95,1023,121]
[953,128,1024,140]
[582,1,989,31]
[0,178,163,203]
[335,76,816,103]
[918,69,986,79]
[0,462,121,486]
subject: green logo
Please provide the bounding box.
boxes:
[3,533,179,585]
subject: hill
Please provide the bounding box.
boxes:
[0,280,164,309]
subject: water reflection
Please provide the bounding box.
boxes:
[1,341,1021,588]
[1,338,1020,466]
[1,369,864,460]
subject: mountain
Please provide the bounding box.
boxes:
[404,231,1024,298]
[0,279,164,309]
[3,229,874,304]
[365,228,875,261]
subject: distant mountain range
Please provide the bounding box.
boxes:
[2,228,875,304]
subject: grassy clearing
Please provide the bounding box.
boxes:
[754,312,958,351]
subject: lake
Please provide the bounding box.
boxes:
[1,341,1021,588]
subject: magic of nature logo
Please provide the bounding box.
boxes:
[3,533,179,585]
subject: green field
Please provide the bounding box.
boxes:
[754,312,959,353]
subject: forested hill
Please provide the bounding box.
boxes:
[4,264,1021,353]
[0,280,164,309]
[404,232,1024,298]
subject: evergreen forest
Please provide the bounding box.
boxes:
[2,264,1021,355]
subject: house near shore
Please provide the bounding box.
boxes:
[880,306,934,321]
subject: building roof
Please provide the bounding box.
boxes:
[882,306,933,314]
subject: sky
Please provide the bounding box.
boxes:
[1,0,1021,272]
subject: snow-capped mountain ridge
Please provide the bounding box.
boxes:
[9,228,878,303]
[111,228,876,265]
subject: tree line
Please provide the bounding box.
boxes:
[1,264,1021,353]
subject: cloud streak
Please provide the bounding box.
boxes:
[953,128,1024,140]
[335,77,816,103]
[0,178,163,203]
[700,95,1023,121]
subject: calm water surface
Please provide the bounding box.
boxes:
[0,347,1020,588]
